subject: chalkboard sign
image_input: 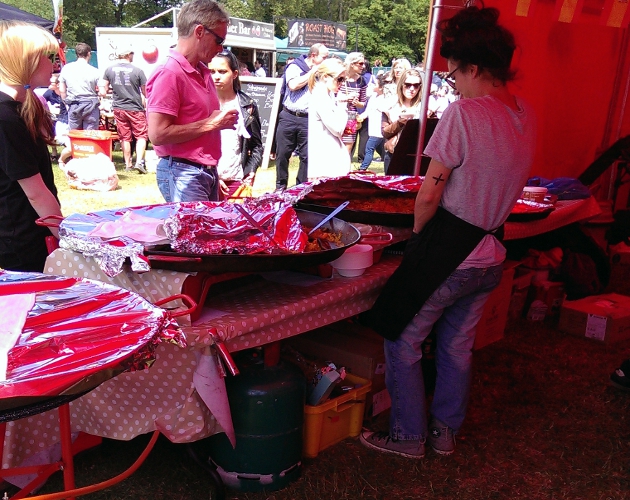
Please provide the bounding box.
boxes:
[240,76,283,171]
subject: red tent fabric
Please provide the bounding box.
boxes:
[427,0,630,182]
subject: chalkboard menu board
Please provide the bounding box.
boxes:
[240,76,282,171]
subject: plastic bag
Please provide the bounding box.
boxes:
[61,153,119,192]
[343,111,358,135]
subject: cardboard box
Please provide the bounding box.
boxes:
[286,322,388,418]
[508,268,535,320]
[558,293,630,343]
[473,263,516,350]
[527,280,566,318]
[608,242,630,295]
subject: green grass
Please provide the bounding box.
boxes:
[52,148,383,215]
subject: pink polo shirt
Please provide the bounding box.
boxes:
[146,49,221,166]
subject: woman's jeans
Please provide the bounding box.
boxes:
[360,136,385,170]
[156,157,219,202]
[385,264,503,441]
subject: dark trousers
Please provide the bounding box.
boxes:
[357,117,370,162]
[275,109,309,189]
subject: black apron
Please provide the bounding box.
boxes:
[360,206,503,341]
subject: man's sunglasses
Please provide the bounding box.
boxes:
[203,26,225,45]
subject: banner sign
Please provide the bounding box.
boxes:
[227,17,275,41]
[287,19,347,50]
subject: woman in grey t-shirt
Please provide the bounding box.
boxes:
[361,5,536,459]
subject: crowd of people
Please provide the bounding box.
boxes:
[273,49,461,186]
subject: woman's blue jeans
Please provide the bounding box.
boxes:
[156,157,219,203]
[360,136,384,170]
[385,264,503,441]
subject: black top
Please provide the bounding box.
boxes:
[0,91,58,271]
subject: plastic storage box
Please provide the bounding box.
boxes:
[68,130,116,159]
[303,373,371,458]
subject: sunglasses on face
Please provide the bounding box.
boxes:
[353,61,365,66]
[203,25,226,45]
[404,82,421,89]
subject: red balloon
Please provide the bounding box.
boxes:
[142,45,159,64]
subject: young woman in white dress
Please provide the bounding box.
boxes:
[307,58,351,180]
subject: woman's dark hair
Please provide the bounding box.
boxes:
[214,49,241,93]
[438,4,516,83]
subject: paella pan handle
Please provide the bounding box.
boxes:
[153,293,198,318]
[359,232,393,245]
[35,215,64,228]
[208,327,239,376]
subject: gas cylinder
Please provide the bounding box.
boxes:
[207,350,306,492]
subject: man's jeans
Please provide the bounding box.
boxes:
[67,99,100,130]
[156,157,219,202]
[385,264,503,441]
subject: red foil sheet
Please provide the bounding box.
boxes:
[0,271,184,406]
[282,174,424,204]
[163,199,307,255]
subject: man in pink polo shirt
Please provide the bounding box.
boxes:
[147,0,238,202]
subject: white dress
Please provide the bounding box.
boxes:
[307,83,351,180]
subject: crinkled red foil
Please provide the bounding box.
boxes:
[284,174,423,204]
[164,199,307,255]
[0,271,185,403]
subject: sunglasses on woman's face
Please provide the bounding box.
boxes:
[404,82,421,89]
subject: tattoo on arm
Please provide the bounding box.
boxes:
[432,173,445,186]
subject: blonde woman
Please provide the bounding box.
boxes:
[383,57,412,99]
[307,58,351,180]
[339,52,368,156]
[0,20,62,272]
[381,68,423,173]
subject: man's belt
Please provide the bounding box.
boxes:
[162,156,215,169]
[284,108,308,117]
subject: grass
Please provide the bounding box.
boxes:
[53,148,383,215]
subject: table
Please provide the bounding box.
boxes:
[504,197,601,240]
[2,196,601,474]
[2,252,400,473]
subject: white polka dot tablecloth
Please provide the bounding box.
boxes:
[2,250,400,472]
[44,249,196,326]
[184,256,400,352]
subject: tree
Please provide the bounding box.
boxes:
[3,0,430,66]
[349,0,430,64]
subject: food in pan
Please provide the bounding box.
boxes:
[314,195,416,214]
[303,227,344,252]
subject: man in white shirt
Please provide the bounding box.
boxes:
[254,58,267,77]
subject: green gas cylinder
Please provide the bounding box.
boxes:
[207,351,306,492]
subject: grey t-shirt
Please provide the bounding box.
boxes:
[424,94,537,267]
[102,62,147,112]
[58,59,100,102]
